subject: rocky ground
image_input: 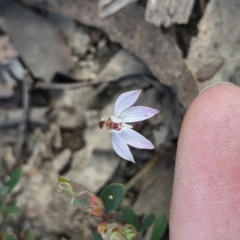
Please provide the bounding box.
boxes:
[0,0,240,239]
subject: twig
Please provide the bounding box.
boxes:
[199,0,206,14]
[125,153,161,192]
[34,80,101,90]
[12,74,29,170]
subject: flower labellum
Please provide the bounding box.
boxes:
[99,90,160,162]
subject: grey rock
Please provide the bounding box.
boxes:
[145,0,195,27]
[0,0,74,82]
[187,0,240,90]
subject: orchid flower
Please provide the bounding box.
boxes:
[99,90,160,162]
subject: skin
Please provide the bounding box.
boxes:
[170,84,240,239]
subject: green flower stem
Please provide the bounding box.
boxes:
[125,153,161,192]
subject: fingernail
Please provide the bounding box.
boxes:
[199,82,233,95]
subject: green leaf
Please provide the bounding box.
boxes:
[99,183,125,214]
[150,214,168,240]
[0,198,3,211]
[4,205,21,215]
[93,231,103,240]
[72,192,91,207]
[0,185,9,196]
[122,206,140,231]
[4,233,18,240]
[27,228,35,240]
[140,213,156,233]
[58,177,92,205]
[6,167,22,192]
[60,238,68,240]
[0,159,3,177]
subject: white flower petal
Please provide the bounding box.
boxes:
[111,132,135,162]
[119,106,160,123]
[114,90,141,117]
[110,115,122,123]
[123,123,133,129]
[120,128,155,149]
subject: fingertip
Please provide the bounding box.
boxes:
[170,83,240,239]
[179,83,240,153]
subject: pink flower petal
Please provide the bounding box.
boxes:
[119,106,160,123]
[120,128,155,149]
[114,90,141,117]
[111,132,135,162]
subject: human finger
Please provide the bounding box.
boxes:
[170,84,240,239]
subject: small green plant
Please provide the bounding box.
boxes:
[58,177,168,240]
[0,160,35,239]
[121,206,168,240]
[4,228,35,240]
[0,161,22,230]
